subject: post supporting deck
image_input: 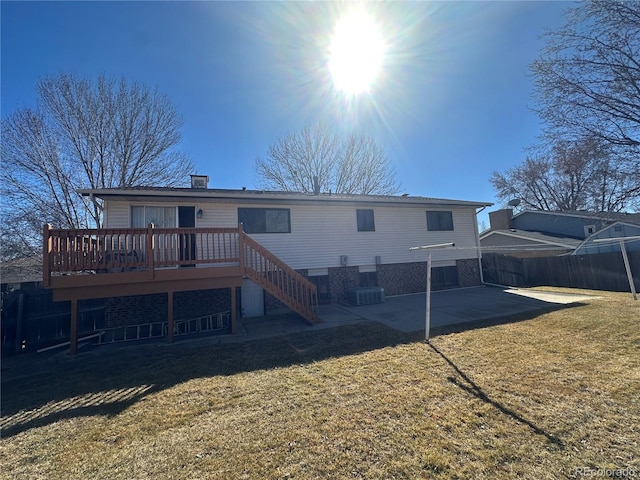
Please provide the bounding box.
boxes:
[231,286,238,334]
[70,299,78,355]
[167,291,174,343]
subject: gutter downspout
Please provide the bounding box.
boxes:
[474,206,486,284]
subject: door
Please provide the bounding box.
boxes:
[178,206,196,266]
[309,275,331,304]
[241,279,264,317]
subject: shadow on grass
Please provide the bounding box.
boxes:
[1,321,419,438]
[1,302,586,439]
[428,342,565,449]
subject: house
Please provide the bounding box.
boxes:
[1,256,43,293]
[44,175,491,353]
[480,209,640,257]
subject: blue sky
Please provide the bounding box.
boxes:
[1,1,570,227]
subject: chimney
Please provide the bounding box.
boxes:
[313,176,320,195]
[190,175,209,189]
[489,208,513,230]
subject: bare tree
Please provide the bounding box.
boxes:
[531,1,640,149]
[1,73,193,258]
[490,137,639,212]
[256,124,399,195]
[502,1,640,214]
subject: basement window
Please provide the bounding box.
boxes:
[238,208,291,234]
[432,266,458,289]
[359,271,379,287]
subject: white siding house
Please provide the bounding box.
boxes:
[84,186,491,314]
[103,199,481,268]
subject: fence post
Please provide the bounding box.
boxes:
[147,223,155,279]
[14,294,25,354]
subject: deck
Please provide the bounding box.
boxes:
[43,224,319,353]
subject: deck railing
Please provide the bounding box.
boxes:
[43,224,241,278]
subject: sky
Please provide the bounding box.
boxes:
[1,1,571,228]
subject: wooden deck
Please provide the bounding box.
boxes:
[43,224,319,354]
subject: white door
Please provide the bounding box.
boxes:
[241,279,264,318]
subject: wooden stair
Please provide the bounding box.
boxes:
[240,231,320,325]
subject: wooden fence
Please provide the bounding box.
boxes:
[482,251,640,292]
[1,287,104,356]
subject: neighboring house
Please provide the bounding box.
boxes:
[44,175,491,353]
[1,256,42,293]
[574,222,640,255]
[480,208,640,257]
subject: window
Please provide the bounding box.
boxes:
[131,206,176,228]
[426,211,454,231]
[238,208,291,233]
[584,225,596,236]
[356,209,375,232]
[432,266,458,289]
[359,271,378,287]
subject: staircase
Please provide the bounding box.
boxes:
[240,232,320,325]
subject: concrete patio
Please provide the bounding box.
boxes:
[233,285,597,341]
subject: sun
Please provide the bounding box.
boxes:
[328,10,386,95]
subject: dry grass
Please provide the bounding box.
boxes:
[1,288,639,479]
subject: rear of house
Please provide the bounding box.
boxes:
[90,185,490,319]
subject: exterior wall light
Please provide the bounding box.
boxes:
[197,209,203,219]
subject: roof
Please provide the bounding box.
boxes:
[480,229,583,250]
[78,187,493,208]
[1,256,43,284]
[513,209,640,225]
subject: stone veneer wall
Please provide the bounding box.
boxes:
[105,288,231,328]
[456,258,481,287]
[328,266,359,303]
[377,262,428,296]
[378,259,482,296]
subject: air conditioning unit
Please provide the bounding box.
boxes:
[348,287,385,306]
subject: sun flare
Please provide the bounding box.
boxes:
[328,10,386,95]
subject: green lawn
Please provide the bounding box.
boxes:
[1,289,639,479]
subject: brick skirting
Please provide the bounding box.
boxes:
[105,288,231,328]
[456,258,481,287]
